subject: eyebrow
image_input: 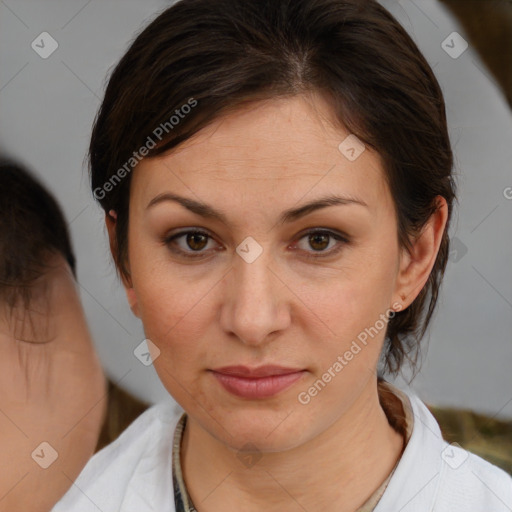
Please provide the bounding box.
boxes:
[146,192,368,225]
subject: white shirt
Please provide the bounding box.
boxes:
[51,384,512,512]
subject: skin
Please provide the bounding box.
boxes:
[0,254,107,512]
[107,91,448,512]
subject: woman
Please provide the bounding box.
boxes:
[0,158,106,512]
[52,0,512,510]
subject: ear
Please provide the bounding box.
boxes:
[393,196,449,310]
[105,210,140,318]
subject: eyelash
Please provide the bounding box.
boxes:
[162,228,349,260]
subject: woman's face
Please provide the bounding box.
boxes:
[123,93,410,452]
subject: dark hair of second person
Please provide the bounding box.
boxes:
[0,158,76,313]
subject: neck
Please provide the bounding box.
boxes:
[181,377,404,512]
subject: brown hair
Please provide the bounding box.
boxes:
[89,0,456,376]
[0,157,77,337]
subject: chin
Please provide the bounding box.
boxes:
[204,406,311,453]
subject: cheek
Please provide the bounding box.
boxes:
[136,282,214,409]
[132,265,217,382]
[301,281,386,365]
[128,232,210,340]
[136,281,209,349]
[298,243,398,364]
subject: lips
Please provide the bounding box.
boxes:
[210,365,306,399]
[212,365,303,377]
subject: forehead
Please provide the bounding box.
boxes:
[131,93,391,216]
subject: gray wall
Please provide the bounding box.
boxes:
[1,0,511,418]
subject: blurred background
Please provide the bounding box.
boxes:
[1,0,511,464]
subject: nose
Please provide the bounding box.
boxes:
[220,243,290,347]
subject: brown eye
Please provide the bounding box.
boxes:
[185,232,208,251]
[308,232,330,251]
[163,229,218,259]
[295,229,349,259]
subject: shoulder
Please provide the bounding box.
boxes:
[409,392,512,510]
[375,385,512,512]
[435,444,512,511]
[51,401,182,512]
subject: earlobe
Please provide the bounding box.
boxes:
[393,196,448,309]
[105,210,118,258]
[104,210,140,318]
[126,287,140,318]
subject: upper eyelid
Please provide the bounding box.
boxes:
[166,227,346,241]
[166,228,348,253]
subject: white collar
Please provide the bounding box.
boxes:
[374,389,447,511]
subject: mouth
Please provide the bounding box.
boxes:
[209,365,307,399]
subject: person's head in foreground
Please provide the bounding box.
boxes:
[53,0,512,511]
[0,158,106,512]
